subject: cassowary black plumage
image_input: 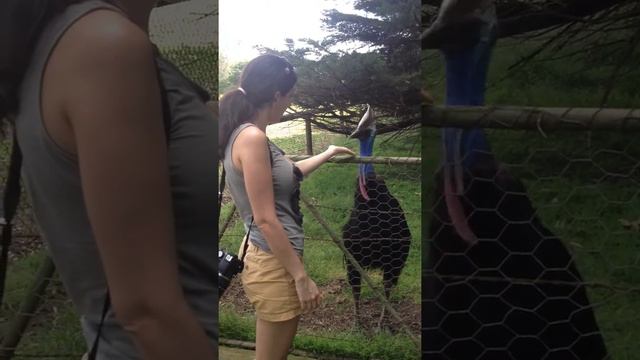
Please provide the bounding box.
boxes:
[423,1,608,358]
[342,105,412,330]
[423,163,609,359]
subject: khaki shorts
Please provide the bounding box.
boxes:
[239,237,303,322]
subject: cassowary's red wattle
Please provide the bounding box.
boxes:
[441,20,495,244]
[350,104,376,201]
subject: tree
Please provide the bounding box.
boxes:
[266,0,423,135]
[219,55,247,95]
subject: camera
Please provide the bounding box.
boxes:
[218,250,244,296]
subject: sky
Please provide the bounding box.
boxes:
[219,0,362,62]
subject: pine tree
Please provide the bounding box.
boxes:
[266,0,423,135]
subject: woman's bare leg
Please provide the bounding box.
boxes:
[255,316,300,360]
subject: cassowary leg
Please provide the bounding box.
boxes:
[377,271,397,332]
[347,262,363,329]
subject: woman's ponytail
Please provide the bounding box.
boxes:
[218,89,256,158]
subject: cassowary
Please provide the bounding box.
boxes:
[423,1,609,359]
[342,105,412,330]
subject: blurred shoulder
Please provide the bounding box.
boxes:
[235,125,268,149]
[59,8,153,70]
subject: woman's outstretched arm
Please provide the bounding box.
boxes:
[55,10,215,359]
[294,145,355,177]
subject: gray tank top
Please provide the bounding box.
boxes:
[223,123,305,256]
[15,1,218,358]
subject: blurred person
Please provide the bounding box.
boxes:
[0,0,218,358]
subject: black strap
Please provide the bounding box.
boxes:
[154,47,173,143]
[87,292,111,359]
[87,51,174,360]
[0,129,23,306]
[218,167,226,217]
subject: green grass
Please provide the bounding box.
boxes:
[0,251,86,358]
[220,310,420,360]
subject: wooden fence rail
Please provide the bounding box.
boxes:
[424,106,640,131]
[286,155,421,165]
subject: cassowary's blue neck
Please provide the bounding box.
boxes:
[358,133,375,175]
[442,27,496,169]
[440,20,497,245]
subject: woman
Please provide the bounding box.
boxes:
[219,54,354,360]
[1,0,217,358]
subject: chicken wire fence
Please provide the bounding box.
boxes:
[0,0,216,358]
[218,148,422,354]
[423,121,640,360]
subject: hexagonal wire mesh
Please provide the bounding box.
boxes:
[218,130,421,358]
[0,1,216,358]
[423,125,640,359]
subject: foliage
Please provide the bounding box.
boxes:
[218,56,247,95]
[262,0,422,135]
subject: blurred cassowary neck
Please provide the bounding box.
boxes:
[359,132,375,175]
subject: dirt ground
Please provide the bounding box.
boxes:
[220,277,421,336]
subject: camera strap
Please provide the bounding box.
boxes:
[0,128,23,308]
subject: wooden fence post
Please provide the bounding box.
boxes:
[305,118,313,155]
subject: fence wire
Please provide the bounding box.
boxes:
[218,131,422,358]
[0,1,216,358]
[422,126,640,360]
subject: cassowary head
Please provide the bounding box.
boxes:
[349,104,376,201]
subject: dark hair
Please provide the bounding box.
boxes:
[218,54,297,157]
[0,0,88,123]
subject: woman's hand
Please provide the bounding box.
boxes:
[327,145,355,158]
[295,145,355,177]
[294,273,322,313]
